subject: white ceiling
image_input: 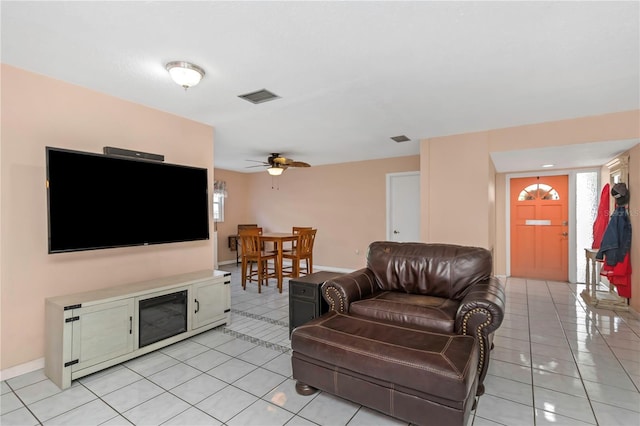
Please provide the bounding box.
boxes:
[2,1,638,173]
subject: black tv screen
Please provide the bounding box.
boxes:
[46,147,210,253]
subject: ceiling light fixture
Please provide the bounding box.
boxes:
[541,164,555,168]
[267,165,284,176]
[166,61,205,90]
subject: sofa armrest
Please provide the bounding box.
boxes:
[321,268,378,313]
[455,276,506,394]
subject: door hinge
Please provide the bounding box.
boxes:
[64,359,79,367]
[65,316,80,323]
[224,281,231,285]
[224,308,231,313]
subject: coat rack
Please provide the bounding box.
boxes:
[580,155,630,311]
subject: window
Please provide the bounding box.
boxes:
[576,171,599,283]
[213,193,224,222]
[517,183,560,201]
[213,180,227,222]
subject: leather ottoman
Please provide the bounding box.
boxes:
[291,312,479,426]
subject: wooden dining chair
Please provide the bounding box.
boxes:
[235,224,258,265]
[239,228,277,293]
[283,228,317,278]
[284,226,312,252]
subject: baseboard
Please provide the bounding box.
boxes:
[0,358,44,381]
[218,259,356,274]
[312,265,357,274]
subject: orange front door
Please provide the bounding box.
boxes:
[510,175,568,281]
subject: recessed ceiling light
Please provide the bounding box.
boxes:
[541,164,555,168]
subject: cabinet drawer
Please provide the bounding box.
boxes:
[291,283,317,301]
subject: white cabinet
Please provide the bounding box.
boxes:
[70,299,135,373]
[192,277,231,330]
[45,270,230,389]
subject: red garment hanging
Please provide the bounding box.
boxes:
[601,253,632,298]
[592,183,610,249]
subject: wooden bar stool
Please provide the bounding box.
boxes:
[283,228,317,278]
[239,228,277,293]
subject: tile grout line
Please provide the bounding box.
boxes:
[221,328,292,354]
[230,308,289,327]
[543,279,597,425]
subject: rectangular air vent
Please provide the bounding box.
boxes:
[238,89,281,104]
[391,135,411,143]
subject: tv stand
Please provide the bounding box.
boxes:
[45,270,230,389]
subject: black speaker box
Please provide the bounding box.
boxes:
[103,146,164,162]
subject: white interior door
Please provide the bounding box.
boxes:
[387,172,420,242]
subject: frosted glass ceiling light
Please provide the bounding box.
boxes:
[166,61,205,89]
[267,166,284,176]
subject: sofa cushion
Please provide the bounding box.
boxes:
[350,291,459,333]
[367,242,492,300]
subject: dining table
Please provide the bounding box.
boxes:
[259,232,298,293]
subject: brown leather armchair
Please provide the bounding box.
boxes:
[322,241,506,395]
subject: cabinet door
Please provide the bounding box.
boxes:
[71,299,134,372]
[192,280,229,329]
[290,298,318,336]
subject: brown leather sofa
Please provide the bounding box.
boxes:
[321,241,506,396]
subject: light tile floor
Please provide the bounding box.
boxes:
[2,267,640,425]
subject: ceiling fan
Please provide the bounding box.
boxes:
[246,153,311,175]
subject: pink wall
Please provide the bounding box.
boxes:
[217,156,420,270]
[213,169,253,264]
[1,65,215,370]
[422,131,492,247]
[421,110,640,304]
[488,111,640,152]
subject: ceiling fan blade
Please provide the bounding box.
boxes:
[246,159,269,164]
[272,156,293,165]
[288,161,311,167]
[245,164,267,168]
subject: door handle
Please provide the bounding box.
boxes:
[194,299,200,314]
[561,232,568,237]
[393,230,399,234]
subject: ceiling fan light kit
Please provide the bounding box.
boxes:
[166,61,205,89]
[246,153,311,175]
[267,166,284,176]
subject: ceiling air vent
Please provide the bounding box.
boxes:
[238,89,281,104]
[391,135,411,143]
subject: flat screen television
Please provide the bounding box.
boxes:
[46,147,210,253]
